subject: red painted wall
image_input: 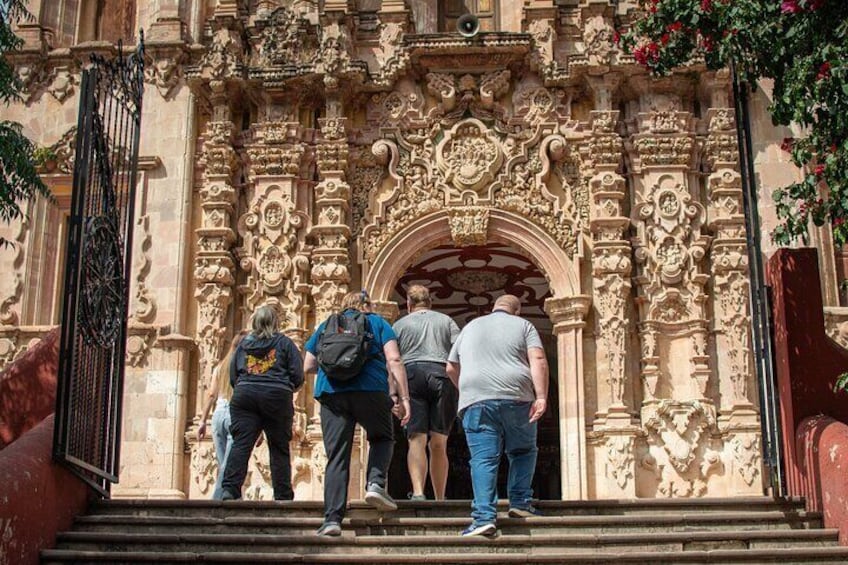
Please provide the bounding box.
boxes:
[796,416,848,543]
[0,414,90,565]
[768,248,848,545]
[0,328,59,449]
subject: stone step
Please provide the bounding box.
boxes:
[40,546,848,564]
[73,510,824,536]
[89,496,807,519]
[53,529,841,555]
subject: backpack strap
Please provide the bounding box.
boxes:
[361,313,385,363]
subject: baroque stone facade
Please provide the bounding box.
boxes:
[1,0,834,501]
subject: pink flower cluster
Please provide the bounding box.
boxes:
[781,0,824,14]
[633,42,661,65]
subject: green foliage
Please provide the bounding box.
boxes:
[620,0,848,246]
[835,372,848,395]
[0,0,52,247]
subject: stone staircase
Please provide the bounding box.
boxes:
[41,496,848,564]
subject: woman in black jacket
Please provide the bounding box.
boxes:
[220,305,304,500]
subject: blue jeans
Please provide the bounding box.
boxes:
[211,399,232,500]
[461,399,538,526]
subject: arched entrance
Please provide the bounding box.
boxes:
[362,209,592,500]
[385,242,561,500]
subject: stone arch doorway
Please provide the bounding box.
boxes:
[362,209,592,500]
[385,242,562,500]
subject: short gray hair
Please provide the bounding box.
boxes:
[252,305,278,339]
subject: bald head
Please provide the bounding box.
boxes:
[493,294,521,315]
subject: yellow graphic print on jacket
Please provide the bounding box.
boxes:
[246,348,277,375]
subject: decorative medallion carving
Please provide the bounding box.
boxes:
[437,119,503,193]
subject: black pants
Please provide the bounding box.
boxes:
[222,384,294,500]
[319,391,394,523]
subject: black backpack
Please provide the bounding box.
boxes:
[316,310,375,382]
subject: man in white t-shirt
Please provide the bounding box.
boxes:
[447,294,549,537]
[393,284,460,501]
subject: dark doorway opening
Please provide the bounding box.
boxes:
[385,243,560,500]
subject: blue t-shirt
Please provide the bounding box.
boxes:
[306,311,396,398]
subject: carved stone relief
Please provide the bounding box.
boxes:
[359,78,588,266]
[448,207,490,247]
[642,400,721,497]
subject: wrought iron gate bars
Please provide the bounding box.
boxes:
[53,37,145,497]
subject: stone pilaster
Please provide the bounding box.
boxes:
[309,116,352,323]
[585,83,641,497]
[239,119,311,331]
[628,82,719,497]
[545,295,592,500]
[703,72,762,494]
[587,101,632,421]
[194,86,238,399]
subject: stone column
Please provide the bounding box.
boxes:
[703,71,763,494]
[545,295,591,500]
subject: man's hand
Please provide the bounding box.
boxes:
[197,421,207,441]
[393,397,411,426]
[529,398,547,423]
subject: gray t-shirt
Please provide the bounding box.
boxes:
[393,309,460,365]
[448,310,544,412]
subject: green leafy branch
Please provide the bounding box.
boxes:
[620,0,848,246]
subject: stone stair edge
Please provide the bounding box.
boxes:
[92,495,805,510]
[55,527,841,545]
[40,545,848,564]
[73,509,824,526]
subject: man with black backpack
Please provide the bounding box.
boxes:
[303,289,411,537]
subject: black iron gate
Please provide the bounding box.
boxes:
[53,39,145,496]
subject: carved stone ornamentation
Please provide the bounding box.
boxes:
[257,7,317,66]
[192,27,243,81]
[0,203,29,326]
[448,207,490,247]
[372,22,409,88]
[437,119,504,193]
[582,15,616,67]
[642,400,721,497]
[131,215,157,324]
[194,119,238,393]
[144,51,185,98]
[728,433,761,487]
[605,435,635,489]
[46,66,77,102]
[633,136,694,167]
[38,127,77,175]
[191,441,217,496]
[237,179,310,329]
[0,336,17,370]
